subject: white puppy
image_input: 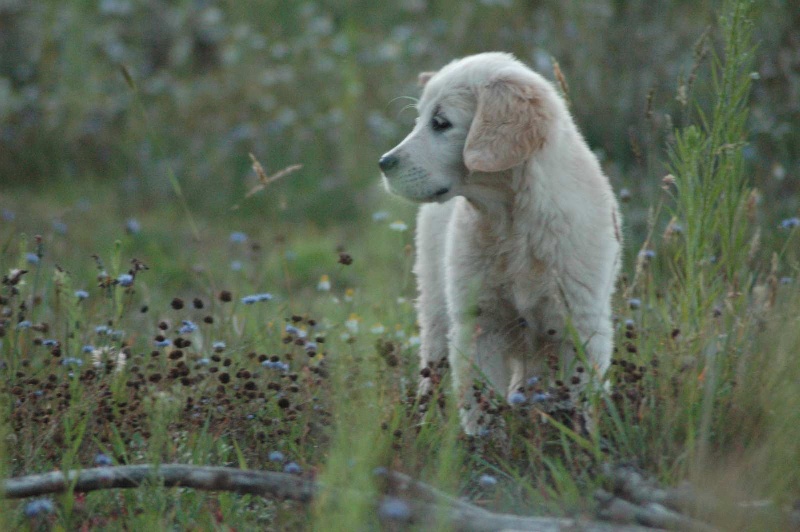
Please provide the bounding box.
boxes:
[380,52,621,434]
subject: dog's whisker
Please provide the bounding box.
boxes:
[397,102,419,118]
[389,95,419,105]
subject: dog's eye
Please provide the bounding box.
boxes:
[431,115,452,132]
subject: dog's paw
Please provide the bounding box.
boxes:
[417,376,434,399]
[459,405,485,436]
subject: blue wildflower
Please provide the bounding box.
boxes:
[125,218,141,234]
[639,249,656,259]
[229,231,248,243]
[526,376,540,386]
[95,325,109,335]
[268,451,285,463]
[780,277,793,285]
[23,498,54,518]
[212,341,226,351]
[197,357,211,366]
[178,320,198,334]
[285,324,300,335]
[41,339,58,347]
[76,198,91,211]
[780,217,800,230]
[117,274,133,287]
[478,474,498,488]
[16,320,32,329]
[378,497,411,521]
[94,453,113,466]
[75,289,89,300]
[628,298,642,310]
[262,360,289,372]
[372,211,389,222]
[52,220,68,235]
[283,462,302,474]
[532,392,551,403]
[82,345,95,353]
[389,220,408,232]
[61,357,84,367]
[241,293,272,304]
[372,466,389,477]
[509,392,526,405]
[230,260,243,271]
[154,339,171,348]
[26,253,40,264]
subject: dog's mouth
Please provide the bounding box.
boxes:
[383,174,453,203]
[425,187,451,202]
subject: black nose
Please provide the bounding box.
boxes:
[379,154,399,172]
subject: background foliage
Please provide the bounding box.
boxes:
[1,0,799,529]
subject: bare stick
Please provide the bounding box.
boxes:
[399,496,656,532]
[4,464,659,531]
[602,463,702,510]
[384,470,650,531]
[3,464,315,502]
[596,489,718,532]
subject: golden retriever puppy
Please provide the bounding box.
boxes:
[379,52,622,434]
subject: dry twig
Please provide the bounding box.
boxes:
[3,464,656,531]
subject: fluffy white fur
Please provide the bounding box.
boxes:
[380,52,622,434]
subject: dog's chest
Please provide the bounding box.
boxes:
[482,238,551,311]
[455,202,562,326]
[480,247,564,339]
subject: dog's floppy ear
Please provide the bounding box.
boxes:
[463,70,551,173]
[418,71,436,87]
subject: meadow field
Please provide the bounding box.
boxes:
[1,0,799,529]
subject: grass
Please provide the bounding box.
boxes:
[1,0,800,530]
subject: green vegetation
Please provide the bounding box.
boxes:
[1,0,799,529]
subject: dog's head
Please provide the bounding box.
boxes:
[380,52,556,203]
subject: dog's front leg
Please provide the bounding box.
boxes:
[414,204,453,399]
[415,295,449,402]
[448,317,483,435]
[448,315,512,435]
